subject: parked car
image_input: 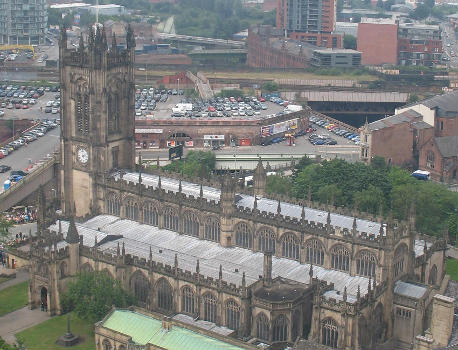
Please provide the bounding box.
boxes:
[0,165,11,173]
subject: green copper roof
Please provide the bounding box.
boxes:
[102,310,247,350]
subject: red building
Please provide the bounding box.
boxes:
[398,24,442,67]
[357,19,398,66]
[247,25,311,68]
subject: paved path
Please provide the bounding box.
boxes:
[0,269,29,291]
[0,307,50,344]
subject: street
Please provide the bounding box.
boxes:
[442,24,458,69]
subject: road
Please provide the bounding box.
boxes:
[0,127,60,193]
[442,24,458,69]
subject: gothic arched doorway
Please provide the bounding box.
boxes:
[40,287,48,311]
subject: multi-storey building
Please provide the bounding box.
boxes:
[276,0,342,48]
[398,23,442,67]
[0,0,47,45]
[8,25,455,350]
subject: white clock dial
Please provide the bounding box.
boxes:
[77,147,89,165]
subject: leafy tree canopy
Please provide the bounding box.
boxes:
[343,35,357,50]
[162,151,216,178]
[266,156,458,238]
[61,271,135,323]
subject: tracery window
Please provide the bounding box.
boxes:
[183,211,200,237]
[204,217,220,242]
[256,313,270,341]
[322,318,338,348]
[203,293,217,323]
[281,233,300,260]
[225,299,240,330]
[331,245,350,272]
[181,286,195,315]
[107,92,120,134]
[75,92,89,136]
[258,227,276,253]
[394,244,407,278]
[235,222,253,249]
[356,250,376,278]
[305,239,324,266]
[125,198,139,221]
[157,278,173,311]
[143,202,159,226]
[107,193,120,216]
[273,314,288,342]
[131,271,149,305]
[163,207,179,232]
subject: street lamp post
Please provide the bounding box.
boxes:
[177,78,180,93]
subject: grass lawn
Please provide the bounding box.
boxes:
[0,281,28,316]
[446,258,458,281]
[16,313,95,350]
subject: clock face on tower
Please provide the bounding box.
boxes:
[77,147,89,165]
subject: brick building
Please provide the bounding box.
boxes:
[359,109,432,167]
[419,135,457,183]
[360,91,458,183]
[135,111,308,149]
[398,23,442,67]
[247,25,312,68]
[357,19,398,65]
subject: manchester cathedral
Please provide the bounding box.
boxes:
[14,25,455,350]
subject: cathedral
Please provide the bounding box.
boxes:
[24,26,455,350]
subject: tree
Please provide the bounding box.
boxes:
[0,214,13,242]
[343,35,357,50]
[266,175,291,195]
[410,4,430,19]
[162,151,216,178]
[353,185,385,214]
[263,81,279,93]
[61,271,135,323]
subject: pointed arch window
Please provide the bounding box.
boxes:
[125,198,139,221]
[181,286,195,315]
[356,250,376,278]
[258,227,276,253]
[235,222,253,249]
[75,92,89,136]
[157,278,173,311]
[256,313,270,341]
[143,202,158,226]
[305,239,324,266]
[107,91,120,134]
[107,193,120,216]
[225,300,240,330]
[183,212,200,237]
[204,217,220,242]
[203,293,217,323]
[281,233,300,260]
[163,207,179,232]
[131,271,149,305]
[322,318,338,348]
[273,314,288,342]
[331,245,350,272]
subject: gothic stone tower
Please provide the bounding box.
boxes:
[59,25,136,217]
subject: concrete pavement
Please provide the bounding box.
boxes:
[0,307,50,345]
[0,269,29,291]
